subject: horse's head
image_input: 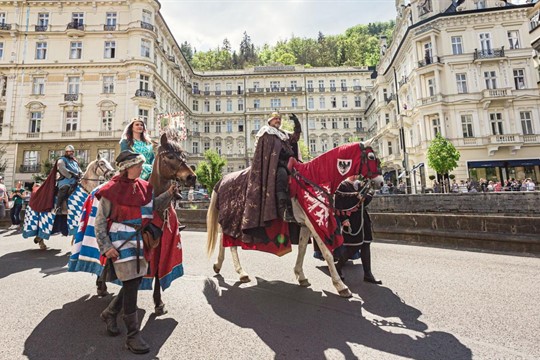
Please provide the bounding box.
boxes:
[357,142,382,180]
[94,154,115,180]
[156,130,197,187]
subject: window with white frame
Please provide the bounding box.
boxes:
[385,113,390,125]
[479,33,492,53]
[36,42,47,60]
[72,12,84,26]
[215,121,221,133]
[141,39,151,57]
[29,111,41,133]
[507,30,520,49]
[226,120,232,133]
[98,149,115,163]
[139,74,149,90]
[32,77,45,95]
[102,76,114,93]
[489,113,504,135]
[142,9,152,24]
[254,99,260,109]
[333,139,339,148]
[354,96,361,107]
[451,36,463,55]
[23,150,40,166]
[70,41,82,59]
[308,97,314,109]
[192,141,199,154]
[215,140,222,155]
[432,117,441,137]
[204,100,210,112]
[38,13,49,27]
[424,42,432,61]
[253,81,259,90]
[322,139,328,152]
[309,138,316,153]
[238,99,244,111]
[321,118,327,129]
[215,100,221,111]
[318,80,324,90]
[319,96,325,109]
[238,120,244,132]
[461,114,474,138]
[484,71,497,89]
[513,69,525,89]
[456,73,468,94]
[342,96,348,108]
[307,80,313,90]
[520,111,534,135]
[355,117,363,130]
[104,41,116,58]
[387,141,393,155]
[332,118,338,129]
[308,119,315,130]
[138,108,149,123]
[192,100,199,111]
[270,81,280,91]
[343,117,349,129]
[254,119,261,131]
[329,80,336,91]
[291,98,298,108]
[270,99,281,109]
[427,78,436,96]
[101,110,113,130]
[65,110,79,132]
[226,99,232,112]
[67,76,80,94]
[106,12,117,26]
[341,79,347,90]
[331,96,337,108]
[215,83,221,93]
[203,122,209,133]
[192,121,199,132]
[290,80,297,90]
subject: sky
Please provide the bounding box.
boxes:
[159,0,397,52]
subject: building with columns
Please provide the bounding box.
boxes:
[0,0,539,191]
[369,0,540,191]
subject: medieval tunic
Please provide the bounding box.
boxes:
[94,176,173,282]
[57,156,82,188]
[335,180,373,246]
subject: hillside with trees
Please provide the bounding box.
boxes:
[180,21,395,71]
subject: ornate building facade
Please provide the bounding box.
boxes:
[1,0,539,191]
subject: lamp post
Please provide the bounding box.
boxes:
[393,67,409,193]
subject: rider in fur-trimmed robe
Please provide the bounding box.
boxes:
[242,112,301,240]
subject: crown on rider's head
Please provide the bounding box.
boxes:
[267,111,281,124]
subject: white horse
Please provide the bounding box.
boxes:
[207,142,382,298]
[23,154,115,249]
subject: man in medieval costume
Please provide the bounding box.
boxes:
[55,145,82,213]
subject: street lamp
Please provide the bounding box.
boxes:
[393,67,409,193]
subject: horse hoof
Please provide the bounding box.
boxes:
[240,275,251,283]
[338,289,352,298]
[213,264,221,274]
[155,304,168,316]
[299,279,311,287]
[33,236,42,244]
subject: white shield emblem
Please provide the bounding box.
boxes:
[337,159,352,176]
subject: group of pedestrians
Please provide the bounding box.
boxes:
[0,176,28,230]
[450,177,536,193]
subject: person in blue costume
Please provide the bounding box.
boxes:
[119,118,155,181]
[55,145,83,213]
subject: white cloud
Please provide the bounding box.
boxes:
[159,0,396,51]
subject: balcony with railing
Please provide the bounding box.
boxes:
[64,93,79,102]
[66,21,85,36]
[26,132,40,139]
[225,90,233,95]
[98,130,113,137]
[307,87,314,92]
[418,56,441,68]
[330,87,337,92]
[474,47,505,60]
[35,24,48,32]
[482,88,512,99]
[19,164,41,173]
[353,85,362,91]
[192,89,201,95]
[418,94,442,106]
[215,90,222,96]
[0,23,12,31]
[385,94,396,104]
[247,88,264,94]
[61,131,76,138]
[135,89,156,99]
[287,86,303,92]
[355,127,367,133]
[103,24,117,31]
[523,134,540,143]
[191,131,201,137]
[398,76,408,88]
[319,87,325,92]
[140,21,154,32]
[167,55,176,63]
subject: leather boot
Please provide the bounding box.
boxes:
[276,192,295,223]
[100,295,122,336]
[360,243,382,285]
[55,186,70,213]
[123,312,150,354]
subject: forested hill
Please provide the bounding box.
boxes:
[179,21,395,71]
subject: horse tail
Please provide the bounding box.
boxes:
[206,188,220,257]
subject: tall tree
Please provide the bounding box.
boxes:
[195,150,227,196]
[222,38,231,53]
[427,133,461,193]
[180,41,193,63]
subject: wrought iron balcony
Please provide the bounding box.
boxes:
[20,164,41,173]
[135,89,156,99]
[67,22,84,30]
[0,23,12,31]
[341,86,348,91]
[319,87,325,92]
[353,85,362,91]
[330,87,336,92]
[192,89,201,95]
[237,89,244,95]
[35,25,48,32]
[167,55,176,63]
[191,131,201,137]
[140,21,154,31]
[215,90,221,95]
[307,87,314,92]
[103,24,117,31]
[64,93,79,101]
[398,76,408,87]
[474,47,505,60]
[418,56,441,68]
[384,94,396,104]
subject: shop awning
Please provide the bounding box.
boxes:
[468,159,540,168]
[467,160,505,168]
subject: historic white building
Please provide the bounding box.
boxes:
[0,0,539,191]
[369,0,540,191]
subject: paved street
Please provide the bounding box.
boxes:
[0,229,539,360]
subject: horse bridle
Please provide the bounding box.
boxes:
[80,160,114,182]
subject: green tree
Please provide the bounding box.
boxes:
[180,41,193,63]
[195,150,227,196]
[427,133,461,193]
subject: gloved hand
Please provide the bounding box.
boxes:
[289,113,301,131]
